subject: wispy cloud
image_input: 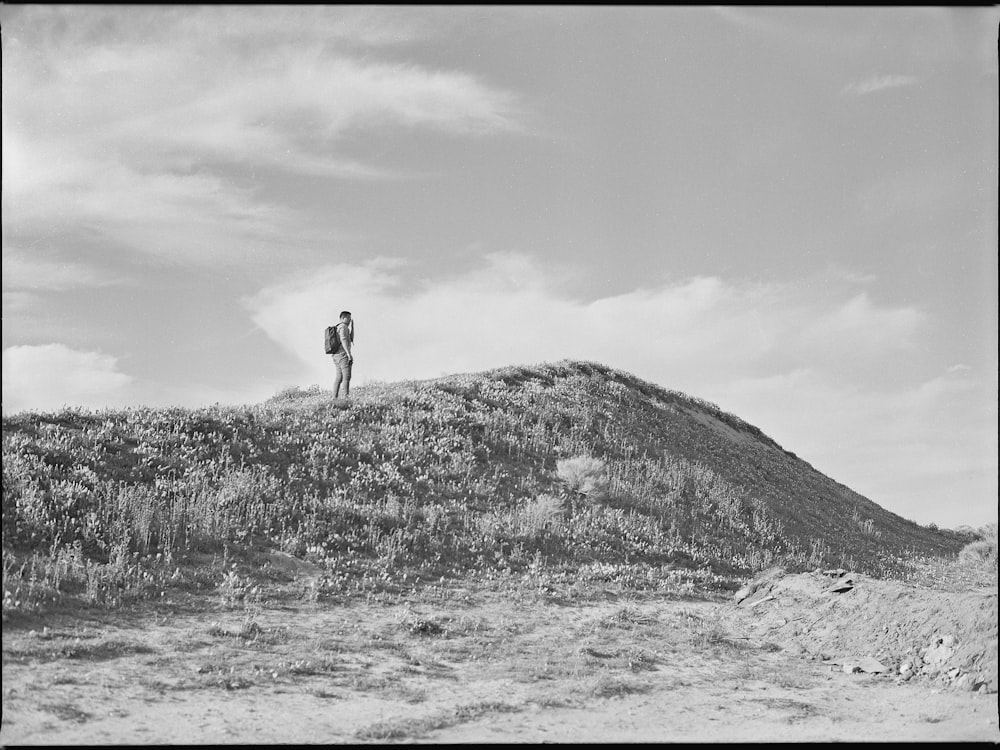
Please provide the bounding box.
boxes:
[2,344,134,414]
[809,292,923,356]
[2,246,130,331]
[1,6,525,268]
[2,147,314,267]
[823,263,878,285]
[244,253,925,392]
[842,73,918,96]
[3,7,524,170]
[1,247,124,291]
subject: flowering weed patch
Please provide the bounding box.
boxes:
[2,361,969,617]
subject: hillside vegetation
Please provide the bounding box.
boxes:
[2,361,970,614]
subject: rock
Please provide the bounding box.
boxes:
[734,566,786,605]
[857,656,888,674]
[734,582,769,605]
[922,638,955,670]
[899,661,912,675]
[834,655,889,675]
[733,583,758,604]
[954,673,977,692]
[825,574,857,594]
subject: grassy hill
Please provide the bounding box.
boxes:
[1,360,968,614]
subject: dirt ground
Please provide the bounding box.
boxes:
[2,566,997,744]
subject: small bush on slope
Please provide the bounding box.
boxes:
[556,455,609,506]
[958,524,998,568]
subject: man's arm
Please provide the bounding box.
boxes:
[339,322,353,359]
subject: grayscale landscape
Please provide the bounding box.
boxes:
[3,6,997,744]
[3,363,996,743]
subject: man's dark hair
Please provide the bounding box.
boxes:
[339,310,351,320]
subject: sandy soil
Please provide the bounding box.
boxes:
[2,569,997,744]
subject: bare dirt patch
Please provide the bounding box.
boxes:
[2,571,996,744]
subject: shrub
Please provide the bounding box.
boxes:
[515,494,565,536]
[850,508,882,539]
[958,523,998,567]
[267,385,324,403]
[958,540,998,567]
[555,456,609,500]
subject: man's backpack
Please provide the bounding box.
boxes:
[324,325,341,355]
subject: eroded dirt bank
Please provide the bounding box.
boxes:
[733,567,998,694]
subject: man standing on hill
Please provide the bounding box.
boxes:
[332,310,354,398]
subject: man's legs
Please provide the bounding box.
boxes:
[333,353,352,397]
[333,359,343,397]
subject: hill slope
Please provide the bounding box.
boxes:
[1,360,965,611]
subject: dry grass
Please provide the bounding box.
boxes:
[588,674,653,697]
[5,360,970,625]
[355,701,521,741]
[896,553,997,591]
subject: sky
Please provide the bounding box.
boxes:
[2,6,997,529]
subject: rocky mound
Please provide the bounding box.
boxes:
[734,568,998,693]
